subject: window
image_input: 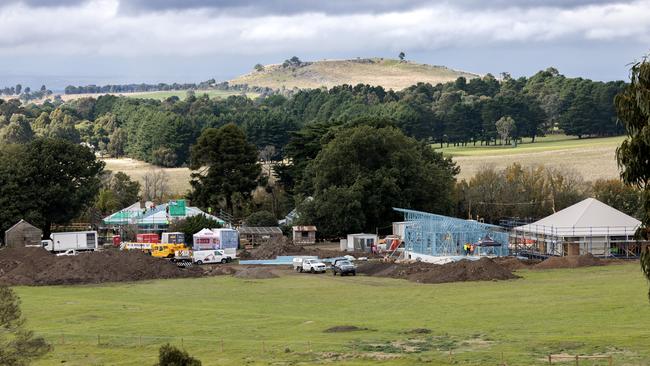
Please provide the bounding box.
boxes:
[301,232,309,238]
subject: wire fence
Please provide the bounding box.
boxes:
[35,332,631,365]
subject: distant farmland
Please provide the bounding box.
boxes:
[59,89,257,102]
[231,58,478,91]
[436,135,624,181]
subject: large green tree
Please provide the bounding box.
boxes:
[0,286,50,365]
[0,138,104,237]
[615,57,650,297]
[189,124,261,214]
[298,124,458,237]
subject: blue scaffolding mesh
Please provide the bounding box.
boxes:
[394,208,509,256]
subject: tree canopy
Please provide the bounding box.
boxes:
[297,124,458,237]
[189,124,261,214]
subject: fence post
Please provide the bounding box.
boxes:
[220,339,224,352]
[181,338,184,349]
[448,350,452,362]
[308,340,311,352]
[139,336,142,347]
[262,341,265,353]
[61,333,65,345]
[548,354,552,365]
[608,355,613,366]
[575,355,579,366]
[97,334,100,345]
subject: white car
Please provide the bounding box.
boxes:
[56,249,78,257]
[297,258,327,273]
[192,250,233,265]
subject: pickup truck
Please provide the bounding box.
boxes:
[56,249,78,257]
[293,257,327,273]
[331,259,356,276]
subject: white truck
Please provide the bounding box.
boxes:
[292,257,327,273]
[42,231,98,253]
[192,249,233,265]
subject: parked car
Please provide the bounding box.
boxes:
[293,257,327,273]
[56,249,78,257]
[331,259,356,276]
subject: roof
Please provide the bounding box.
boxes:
[5,219,41,233]
[515,198,641,236]
[238,227,283,235]
[103,202,226,226]
[293,225,317,232]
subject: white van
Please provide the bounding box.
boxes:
[192,250,233,265]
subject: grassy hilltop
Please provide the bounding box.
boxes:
[231,58,478,91]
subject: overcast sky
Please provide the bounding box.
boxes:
[0,0,648,90]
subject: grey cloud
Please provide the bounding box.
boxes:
[1,0,88,7]
[117,0,619,15]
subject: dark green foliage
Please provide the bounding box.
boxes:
[614,57,650,297]
[245,210,278,227]
[298,124,458,237]
[168,214,222,246]
[0,286,51,366]
[0,138,104,238]
[189,124,261,213]
[155,344,201,366]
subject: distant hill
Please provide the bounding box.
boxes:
[230,58,479,91]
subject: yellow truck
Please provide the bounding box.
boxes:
[151,244,188,259]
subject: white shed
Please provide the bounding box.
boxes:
[346,233,378,252]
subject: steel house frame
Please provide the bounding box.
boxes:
[394,208,509,256]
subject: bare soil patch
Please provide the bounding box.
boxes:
[243,238,371,260]
[356,257,518,284]
[0,247,202,286]
[493,257,540,271]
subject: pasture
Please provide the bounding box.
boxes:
[436,135,625,181]
[14,263,650,365]
[59,89,257,102]
[102,158,192,196]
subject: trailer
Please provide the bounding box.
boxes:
[42,231,98,253]
[193,228,239,259]
[162,232,185,244]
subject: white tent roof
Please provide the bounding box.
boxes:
[515,198,641,237]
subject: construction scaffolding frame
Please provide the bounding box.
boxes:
[511,224,648,258]
[394,208,509,257]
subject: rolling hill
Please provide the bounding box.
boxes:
[230,58,478,91]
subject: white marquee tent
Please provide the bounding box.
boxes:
[514,198,641,256]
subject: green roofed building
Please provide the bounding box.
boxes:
[102,200,225,234]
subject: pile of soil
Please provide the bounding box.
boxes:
[534,254,603,269]
[233,267,279,279]
[0,247,202,286]
[200,264,238,276]
[247,237,374,260]
[356,257,518,284]
[493,257,540,271]
[248,238,306,259]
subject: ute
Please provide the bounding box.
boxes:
[293,257,327,273]
[331,259,356,276]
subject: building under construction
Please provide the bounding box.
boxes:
[393,208,509,262]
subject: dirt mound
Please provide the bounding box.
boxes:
[249,238,306,259]
[201,264,238,276]
[0,247,202,286]
[356,258,518,284]
[233,267,279,279]
[534,254,603,270]
[404,328,432,334]
[494,257,540,271]
[324,325,367,333]
[248,237,371,260]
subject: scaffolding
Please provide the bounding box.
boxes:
[511,224,648,258]
[394,208,509,257]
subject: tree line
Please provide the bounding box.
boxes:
[0,84,53,102]
[0,68,627,171]
[63,80,279,96]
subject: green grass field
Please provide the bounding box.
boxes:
[13,263,650,365]
[435,134,625,157]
